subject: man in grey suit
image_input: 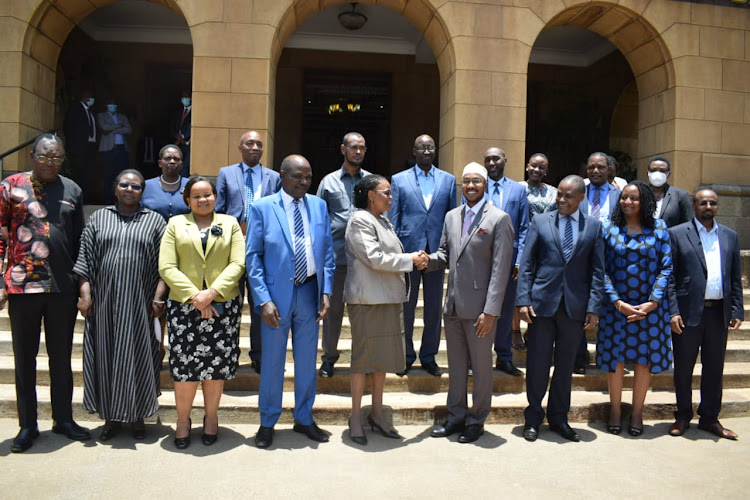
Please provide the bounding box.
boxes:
[428,162,514,443]
[517,175,605,442]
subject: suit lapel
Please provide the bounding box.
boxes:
[272,192,294,252]
[233,163,245,202]
[458,203,484,256]
[185,213,206,260]
[260,165,271,196]
[204,214,219,257]
[571,211,587,257]
[659,187,673,218]
[687,221,708,273]
[501,180,510,211]
[304,194,316,246]
[409,168,428,211]
[551,212,564,257]
[719,224,730,281]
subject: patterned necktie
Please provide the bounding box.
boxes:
[591,186,601,219]
[244,168,254,222]
[293,199,307,283]
[462,209,475,242]
[563,216,574,261]
[493,182,501,208]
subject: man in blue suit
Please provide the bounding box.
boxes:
[216,130,282,374]
[484,147,528,376]
[667,189,743,440]
[247,154,335,449]
[517,175,605,442]
[389,134,456,376]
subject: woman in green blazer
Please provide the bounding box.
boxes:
[159,176,245,449]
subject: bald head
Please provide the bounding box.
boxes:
[238,130,263,167]
[484,147,507,181]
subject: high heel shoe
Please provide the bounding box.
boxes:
[174,418,192,449]
[367,415,401,439]
[348,418,367,446]
[628,425,644,437]
[202,416,218,446]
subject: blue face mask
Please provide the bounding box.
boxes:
[85,98,95,107]
[106,104,117,113]
[181,97,191,107]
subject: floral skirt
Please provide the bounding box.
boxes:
[167,296,241,382]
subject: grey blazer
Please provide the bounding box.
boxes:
[657,184,692,228]
[96,112,132,152]
[428,202,515,320]
[344,210,414,305]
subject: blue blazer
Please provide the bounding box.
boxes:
[516,210,605,322]
[246,191,335,319]
[486,178,528,266]
[667,220,744,328]
[388,167,456,253]
[580,184,620,220]
[215,163,281,224]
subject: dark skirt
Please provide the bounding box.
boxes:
[348,303,405,374]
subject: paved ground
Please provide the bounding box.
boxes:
[1,416,748,499]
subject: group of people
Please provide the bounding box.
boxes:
[0,129,743,454]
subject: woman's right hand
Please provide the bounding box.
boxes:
[77,296,93,317]
[197,303,218,319]
[617,300,646,323]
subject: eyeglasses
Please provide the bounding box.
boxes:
[698,200,718,207]
[462,178,484,185]
[118,182,143,192]
[346,145,367,152]
[161,156,183,163]
[33,154,65,165]
[374,189,391,196]
[414,145,436,153]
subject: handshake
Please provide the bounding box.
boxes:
[412,250,429,270]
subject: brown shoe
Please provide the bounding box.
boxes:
[697,421,738,440]
[669,420,689,437]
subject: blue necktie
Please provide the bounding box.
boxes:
[244,168,255,223]
[563,216,573,261]
[493,181,502,208]
[293,199,307,283]
[591,186,601,220]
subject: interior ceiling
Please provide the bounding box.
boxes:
[77,0,617,67]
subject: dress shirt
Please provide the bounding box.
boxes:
[462,198,486,238]
[587,182,611,220]
[557,210,580,249]
[654,198,664,219]
[414,165,435,208]
[109,113,125,145]
[488,177,505,208]
[242,162,263,200]
[83,102,96,142]
[281,189,316,277]
[695,218,723,300]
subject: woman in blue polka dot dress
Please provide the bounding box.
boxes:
[596,180,672,437]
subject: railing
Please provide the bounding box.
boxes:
[0,130,58,179]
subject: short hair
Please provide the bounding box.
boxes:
[353,174,386,209]
[560,175,585,194]
[528,153,548,163]
[32,133,65,154]
[114,169,145,188]
[692,187,717,203]
[158,144,182,160]
[183,175,217,206]
[649,155,671,170]
[606,155,619,169]
[587,152,608,164]
[342,132,363,147]
[610,180,657,230]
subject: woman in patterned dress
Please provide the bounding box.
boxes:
[159,176,245,449]
[75,170,167,441]
[596,180,672,437]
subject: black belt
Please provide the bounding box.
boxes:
[113,144,126,150]
[295,274,316,286]
[704,299,723,308]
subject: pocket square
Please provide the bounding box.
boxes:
[477,228,488,235]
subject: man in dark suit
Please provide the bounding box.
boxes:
[63,90,97,201]
[168,90,192,177]
[647,155,692,228]
[428,162,514,443]
[216,130,282,374]
[389,134,456,377]
[667,189,744,440]
[247,154,335,449]
[484,147,529,376]
[517,175,605,442]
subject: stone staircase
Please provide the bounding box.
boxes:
[1,286,749,426]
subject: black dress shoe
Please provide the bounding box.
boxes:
[132,419,146,440]
[495,360,523,377]
[293,422,330,443]
[523,425,539,442]
[395,364,412,377]
[11,427,40,453]
[430,420,465,438]
[255,426,274,448]
[52,421,91,441]
[174,418,192,449]
[99,421,121,442]
[573,365,586,375]
[421,361,442,377]
[367,415,401,439]
[348,418,367,446]
[251,360,261,375]
[202,416,218,446]
[458,424,484,443]
[318,361,334,378]
[550,422,580,442]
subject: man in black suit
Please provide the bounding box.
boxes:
[647,155,692,228]
[517,175,605,442]
[667,189,744,440]
[168,90,192,177]
[63,90,97,201]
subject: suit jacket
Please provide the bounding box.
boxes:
[485,177,529,265]
[168,107,191,142]
[159,213,246,303]
[96,112,132,152]
[657,184,692,228]
[63,101,96,155]
[388,166,457,253]
[580,183,620,220]
[215,163,282,224]
[516,210,605,322]
[246,192,335,319]
[667,220,744,328]
[344,210,414,305]
[428,202,514,319]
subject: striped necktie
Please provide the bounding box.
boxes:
[244,168,254,222]
[293,199,307,283]
[591,186,601,219]
[563,216,574,261]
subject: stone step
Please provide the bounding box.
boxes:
[0,383,747,425]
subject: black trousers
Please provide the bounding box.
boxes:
[9,293,78,428]
[672,305,728,424]
[524,302,583,427]
[239,276,262,363]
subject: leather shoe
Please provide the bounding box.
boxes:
[52,421,91,441]
[293,422,330,443]
[421,361,442,377]
[11,427,40,453]
[698,421,738,440]
[458,424,484,443]
[430,420,465,438]
[202,416,218,446]
[99,421,121,442]
[318,361,334,378]
[396,363,412,377]
[251,360,261,375]
[495,360,523,377]
[132,419,146,440]
[669,420,690,437]
[255,426,274,448]
[573,365,586,375]
[523,425,539,442]
[550,422,580,442]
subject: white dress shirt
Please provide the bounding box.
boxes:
[695,218,723,300]
[558,210,580,249]
[281,189,316,277]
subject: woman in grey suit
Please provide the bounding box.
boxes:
[344,175,427,445]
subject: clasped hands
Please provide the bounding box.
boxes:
[412,250,429,270]
[616,300,657,323]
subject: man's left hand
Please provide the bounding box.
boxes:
[474,313,496,338]
[583,313,599,330]
[512,265,519,281]
[730,318,742,330]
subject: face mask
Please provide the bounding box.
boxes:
[85,98,95,107]
[106,104,117,113]
[648,171,668,187]
[181,97,191,107]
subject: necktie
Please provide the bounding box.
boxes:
[591,186,601,219]
[563,216,573,261]
[244,168,254,222]
[86,108,94,138]
[493,181,502,208]
[462,209,475,241]
[180,107,188,128]
[293,199,307,283]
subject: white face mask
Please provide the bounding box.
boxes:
[648,171,668,187]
